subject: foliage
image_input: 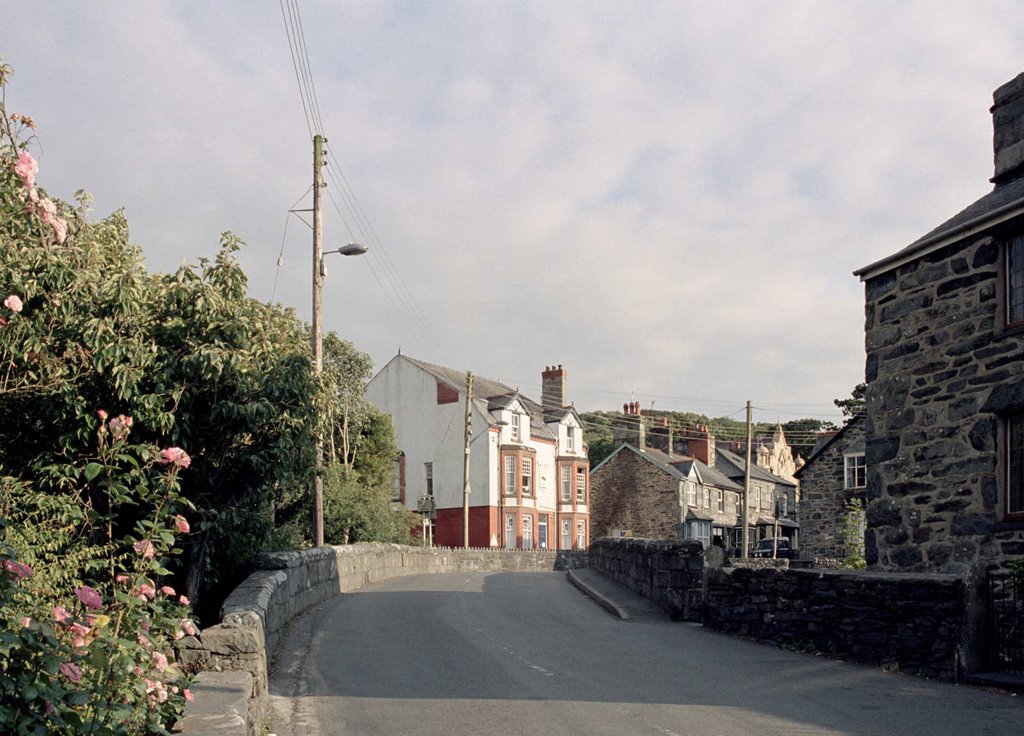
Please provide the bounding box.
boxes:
[841,497,867,570]
[834,382,867,421]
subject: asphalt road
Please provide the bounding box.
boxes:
[267,571,1023,736]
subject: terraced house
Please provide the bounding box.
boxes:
[366,356,590,550]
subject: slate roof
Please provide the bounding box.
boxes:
[593,444,742,492]
[715,447,797,488]
[793,413,866,478]
[854,178,1024,280]
[403,356,557,441]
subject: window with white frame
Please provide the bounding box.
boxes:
[561,519,572,550]
[685,520,711,549]
[505,513,516,548]
[717,489,724,512]
[560,466,571,502]
[504,456,515,495]
[576,468,586,503]
[425,462,433,496]
[702,487,710,509]
[576,519,586,549]
[566,427,575,452]
[844,453,866,489]
[521,457,533,496]
[778,493,788,517]
[1007,413,1024,518]
[685,482,696,507]
[522,515,534,549]
[510,412,521,442]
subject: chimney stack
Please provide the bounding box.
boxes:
[541,364,566,410]
[992,71,1024,186]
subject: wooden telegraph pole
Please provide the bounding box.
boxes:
[462,372,474,548]
[312,134,326,547]
[742,399,752,559]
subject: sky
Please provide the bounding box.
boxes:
[4,1,1024,425]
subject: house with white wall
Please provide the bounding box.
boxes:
[365,355,590,549]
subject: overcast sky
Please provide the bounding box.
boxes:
[5,2,1024,424]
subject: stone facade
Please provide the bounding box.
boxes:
[795,415,866,560]
[704,566,965,680]
[590,445,684,539]
[587,537,704,620]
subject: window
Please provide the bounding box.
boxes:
[425,462,433,496]
[521,457,533,496]
[685,520,711,549]
[504,456,515,496]
[566,427,575,452]
[717,489,724,512]
[1008,235,1024,327]
[538,515,548,549]
[1008,414,1024,518]
[505,513,516,548]
[685,482,696,507]
[576,469,586,503]
[561,519,572,550]
[845,453,866,489]
[702,488,710,509]
[522,515,534,549]
[511,412,521,442]
[778,494,788,517]
[560,466,571,502]
[576,519,587,549]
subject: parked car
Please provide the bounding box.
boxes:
[750,537,797,559]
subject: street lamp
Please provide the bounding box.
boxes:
[312,240,368,547]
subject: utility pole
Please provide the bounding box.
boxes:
[311,134,326,547]
[462,372,473,548]
[742,400,752,559]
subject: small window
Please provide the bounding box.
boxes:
[717,489,724,512]
[561,519,572,550]
[505,513,516,548]
[566,427,575,452]
[522,515,534,549]
[575,519,587,549]
[521,457,533,496]
[686,482,696,507]
[844,453,866,489]
[560,466,571,502]
[504,456,515,496]
[702,488,710,509]
[1007,414,1024,518]
[576,469,586,503]
[425,462,433,496]
[1008,236,1024,327]
[510,412,521,442]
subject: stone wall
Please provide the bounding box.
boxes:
[705,566,965,679]
[587,537,704,620]
[175,544,587,735]
[797,417,866,560]
[590,446,681,538]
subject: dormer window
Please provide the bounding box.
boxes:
[566,427,575,452]
[510,412,521,442]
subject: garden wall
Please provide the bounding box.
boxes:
[704,565,966,679]
[587,537,704,620]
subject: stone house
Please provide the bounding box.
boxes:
[366,356,590,550]
[854,70,1024,670]
[792,414,866,560]
[590,444,743,551]
[715,447,800,548]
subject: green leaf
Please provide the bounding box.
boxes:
[83,463,103,481]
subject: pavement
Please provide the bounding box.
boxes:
[565,567,668,621]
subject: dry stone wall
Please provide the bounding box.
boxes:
[704,566,965,679]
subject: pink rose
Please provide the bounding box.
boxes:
[160,447,191,469]
[137,582,156,600]
[137,632,151,648]
[174,515,190,534]
[115,573,130,585]
[69,621,90,649]
[184,688,194,703]
[14,151,38,187]
[151,650,168,672]
[3,295,23,314]
[20,616,31,628]
[59,661,82,684]
[161,585,175,597]
[108,415,133,441]
[180,619,198,637]
[74,585,103,610]
[52,605,71,624]
[133,539,155,559]
[51,217,68,244]
[3,558,32,578]
[97,409,109,422]
[179,595,190,606]
[37,196,57,224]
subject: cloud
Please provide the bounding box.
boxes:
[5,1,1024,422]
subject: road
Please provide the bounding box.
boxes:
[268,571,1022,736]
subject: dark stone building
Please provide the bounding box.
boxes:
[855,70,1024,670]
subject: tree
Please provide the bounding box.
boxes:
[834,382,867,420]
